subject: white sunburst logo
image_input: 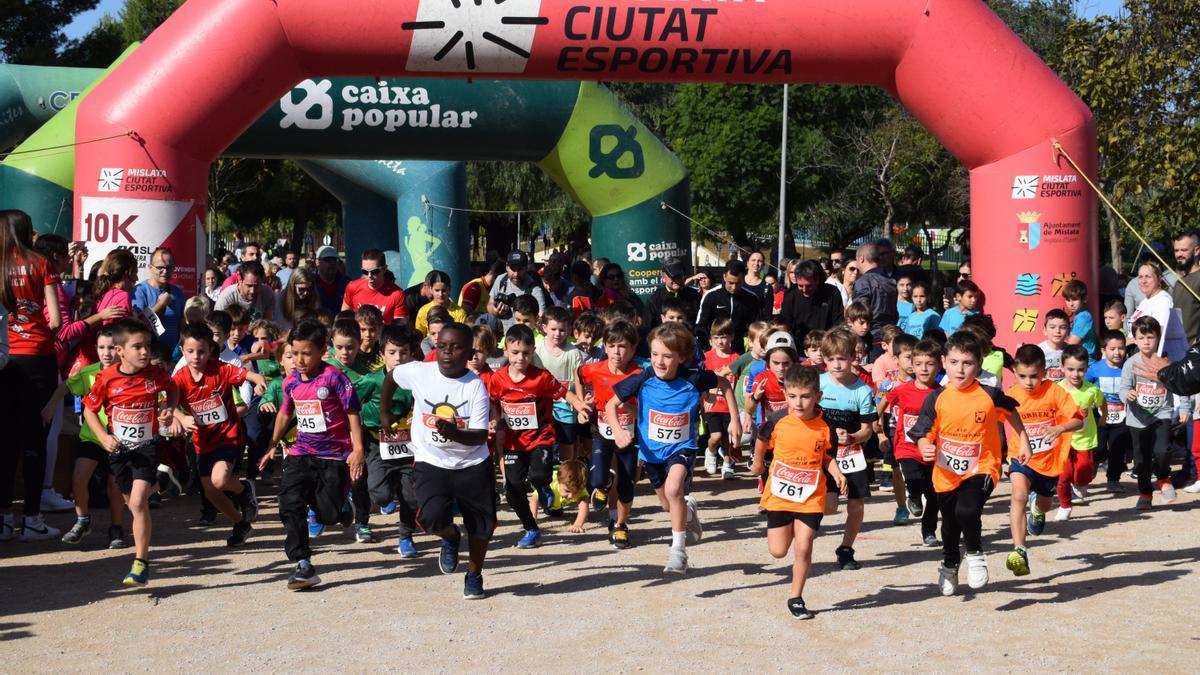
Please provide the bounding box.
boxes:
[98,168,124,192]
[403,0,547,73]
[1011,175,1038,200]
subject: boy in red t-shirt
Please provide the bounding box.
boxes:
[882,339,943,546]
[487,324,587,549]
[576,320,642,548]
[82,319,179,587]
[703,318,739,479]
[173,323,268,548]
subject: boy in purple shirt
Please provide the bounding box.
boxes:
[263,319,364,590]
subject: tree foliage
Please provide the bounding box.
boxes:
[0,0,98,64]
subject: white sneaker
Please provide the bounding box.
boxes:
[1183,482,1200,494]
[1071,485,1087,505]
[0,513,14,541]
[664,546,689,575]
[938,565,959,596]
[703,450,719,476]
[19,515,61,542]
[965,552,989,589]
[684,495,703,545]
[1055,507,1071,522]
[39,489,74,513]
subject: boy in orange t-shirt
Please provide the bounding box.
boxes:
[1003,345,1085,577]
[909,332,1029,597]
[752,364,846,620]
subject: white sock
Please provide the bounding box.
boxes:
[671,530,686,549]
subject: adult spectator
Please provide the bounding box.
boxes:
[459,258,504,316]
[896,243,931,287]
[342,249,408,324]
[1129,259,1188,361]
[221,240,262,289]
[314,245,350,314]
[1172,230,1200,344]
[275,266,318,332]
[567,259,604,317]
[597,262,644,316]
[852,240,899,341]
[488,250,549,330]
[276,249,298,288]
[591,257,610,284]
[203,266,223,302]
[1125,243,1179,317]
[214,260,275,321]
[874,238,898,279]
[404,273,434,320]
[644,257,701,329]
[828,261,858,308]
[827,249,846,275]
[696,259,761,351]
[779,259,844,345]
[541,264,572,308]
[742,250,769,303]
[132,247,186,352]
[0,209,62,539]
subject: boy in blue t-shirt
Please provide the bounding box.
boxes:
[904,281,941,339]
[818,330,879,571]
[1063,279,1098,357]
[939,280,980,335]
[609,323,740,575]
[1086,329,1128,487]
[897,273,915,326]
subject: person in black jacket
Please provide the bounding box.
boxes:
[695,259,761,352]
[644,257,701,329]
[779,259,844,346]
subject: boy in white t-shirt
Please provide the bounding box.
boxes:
[1038,309,1070,383]
[381,323,493,600]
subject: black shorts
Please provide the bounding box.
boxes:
[76,440,110,471]
[642,450,696,490]
[765,510,823,530]
[366,440,415,506]
[196,444,243,476]
[414,457,497,541]
[826,467,871,500]
[109,442,160,494]
[703,412,731,436]
[552,419,578,445]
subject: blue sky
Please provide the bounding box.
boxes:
[64,0,1128,40]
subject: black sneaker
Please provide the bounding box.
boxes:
[197,512,217,527]
[239,479,258,523]
[287,561,321,590]
[1107,480,1124,493]
[108,525,129,549]
[835,545,862,570]
[227,520,252,547]
[463,571,485,599]
[787,597,814,620]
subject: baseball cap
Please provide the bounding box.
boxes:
[507,250,529,268]
[662,258,690,280]
[316,245,338,260]
[765,331,795,352]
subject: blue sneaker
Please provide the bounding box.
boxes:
[439,525,461,574]
[1027,508,1046,536]
[516,529,541,549]
[122,559,149,587]
[397,536,418,558]
[307,509,324,537]
[380,500,398,515]
[463,571,485,599]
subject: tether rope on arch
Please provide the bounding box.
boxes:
[0,130,135,160]
[659,200,783,275]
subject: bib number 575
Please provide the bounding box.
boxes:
[655,428,683,441]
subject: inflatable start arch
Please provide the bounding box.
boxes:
[74,0,1097,348]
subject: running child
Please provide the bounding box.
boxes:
[909,331,1028,595]
[533,306,585,462]
[703,318,739,479]
[1003,345,1084,576]
[938,280,980,335]
[173,322,268,547]
[883,339,943,546]
[1038,309,1070,383]
[875,332,915,523]
[903,281,941,339]
[746,333,799,493]
[1056,344,1106,520]
[801,330,826,370]
[328,317,380,543]
[1087,329,1130,490]
[752,364,846,620]
[262,319,365,590]
[608,322,741,574]
[577,320,643,548]
[817,329,878,570]
[1101,299,1127,335]
[1121,316,1182,508]
[81,319,180,587]
[533,459,591,533]
[896,273,914,327]
[1062,280,1098,356]
[844,302,876,363]
[356,305,385,370]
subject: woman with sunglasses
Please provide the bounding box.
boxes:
[275,266,319,333]
[599,262,644,315]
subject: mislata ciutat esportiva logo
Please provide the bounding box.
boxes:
[403,0,547,73]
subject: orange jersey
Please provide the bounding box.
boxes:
[578,361,642,441]
[1005,381,1084,477]
[907,381,1019,492]
[756,409,837,514]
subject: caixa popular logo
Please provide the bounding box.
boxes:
[402,0,546,72]
[280,79,334,130]
[627,242,648,262]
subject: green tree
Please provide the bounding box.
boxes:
[0,0,98,64]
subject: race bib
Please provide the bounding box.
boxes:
[1046,368,1064,382]
[422,413,466,445]
[142,308,166,337]
[597,410,634,441]
[1025,420,1053,455]
[835,444,867,473]
[192,395,228,426]
[295,400,327,433]
[379,428,413,461]
[648,409,690,443]
[1135,381,1166,410]
[937,438,981,476]
[901,413,919,440]
[112,406,153,445]
[501,400,537,431]
[1105,401,1126,425]
[769,461,821,503]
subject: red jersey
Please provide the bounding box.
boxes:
[6,253,59,356]
[749,370,788,417]
[342,278,408,324]
[83,363,176,447]
[173,361,250,454]
[423,349,438,362]
[703,349,737,414]
[579,361,642,441]
[486,365,567,452]
[855,368,876,392]
[885,380,941,463]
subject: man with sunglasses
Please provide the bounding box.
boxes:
[132,247,185,351]
[342,249,408,325]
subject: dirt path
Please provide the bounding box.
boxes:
[2,473,1198,672]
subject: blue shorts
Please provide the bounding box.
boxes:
[642,450,696,490]
[197,444,243,477]
[1008,460,1057,498]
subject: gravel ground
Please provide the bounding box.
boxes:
[2,470,1198,672]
